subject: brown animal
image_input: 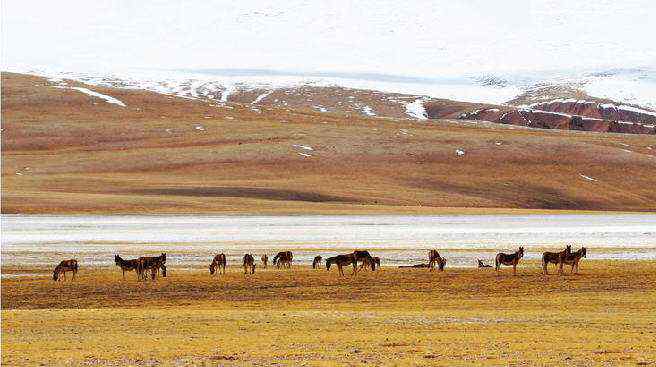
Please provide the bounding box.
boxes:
[261,254,269,269]
[312,256,323,269]
[359,255,381,271]
[243,254,256,274]
[273,251,293,269]
[114,254,140,279]
[561,247,587,274]
[53,259,78,281]
[353,250,376,271]
[326,254,357,276]
[209,253,227,275]
[477,259,492,268]
[495,247,524,275]
[542,245,571,275]
[428,250,447,271]
[137,253,167,281]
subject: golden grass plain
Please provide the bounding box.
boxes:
[3,261,656,366]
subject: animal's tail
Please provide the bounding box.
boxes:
[494,255,500,271]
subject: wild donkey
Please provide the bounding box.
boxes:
[326,254,357,276]
[273,251,293,269]
[114,254,140,279]
[312,256,323,269]
[495,247,524,275]
[353,250,376,271]
[359,255,380,271]
[243,254,256,274]
[477,259,492,268]
[561,247,587,274]
[53,259,78,281]
[542,245,571,275]
[209,254,227,275]
[428,250,446,271]
[137,253,167,281]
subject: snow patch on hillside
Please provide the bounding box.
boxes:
[252,90,273,104]
[55,86,126,107]
[361,105,376,117]
[405,98,427,120]
[579,174,597,182]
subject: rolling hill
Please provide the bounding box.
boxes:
[2,72,655,214]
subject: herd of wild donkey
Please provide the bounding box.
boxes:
[51,245,588,281]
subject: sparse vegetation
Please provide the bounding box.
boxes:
[2,72,656,214]
[2,261,656,365]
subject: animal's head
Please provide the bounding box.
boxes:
[161,253,167,261]
[114,254,120,265]
[52,267,60,281]
[326,259,332,270]
[518,247,525,258]
[438,258,447,271]
[581,247,587,258]
[565,245,572,253]
[209,263,216,275]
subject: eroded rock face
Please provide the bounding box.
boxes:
[531,100,656,125]
[424,99,656,135]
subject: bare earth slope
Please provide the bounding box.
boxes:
[2,72,656,213]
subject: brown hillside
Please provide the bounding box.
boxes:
[2,72,655,213]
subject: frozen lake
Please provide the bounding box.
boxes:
[2,214,655,272]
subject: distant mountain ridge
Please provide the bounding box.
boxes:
[5,67,656,135]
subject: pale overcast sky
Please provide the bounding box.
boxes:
[2,0,655,75]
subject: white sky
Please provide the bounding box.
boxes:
[2,0,655,76]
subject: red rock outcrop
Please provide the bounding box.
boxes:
[424,99,656,135]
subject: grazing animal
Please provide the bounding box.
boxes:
[372,256,381,270]
[353,250,376,271]
[359,255,381,271]
[53,259,78,281]
[428,250,447,271]
[312,256,323,269]
[542,245,571,275]
[243,254,256,274]
[114,254,140,279]
[326,254,357,276]
[137,253,167,281]
[209,253,227,275]
[477,259,492,268]
[261,254,269,269]
[273,251,293,269]
[495,247,524,275]
[561,247,587,274]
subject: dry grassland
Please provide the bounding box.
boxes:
[2,261,655,366]
[2,72,656,214]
